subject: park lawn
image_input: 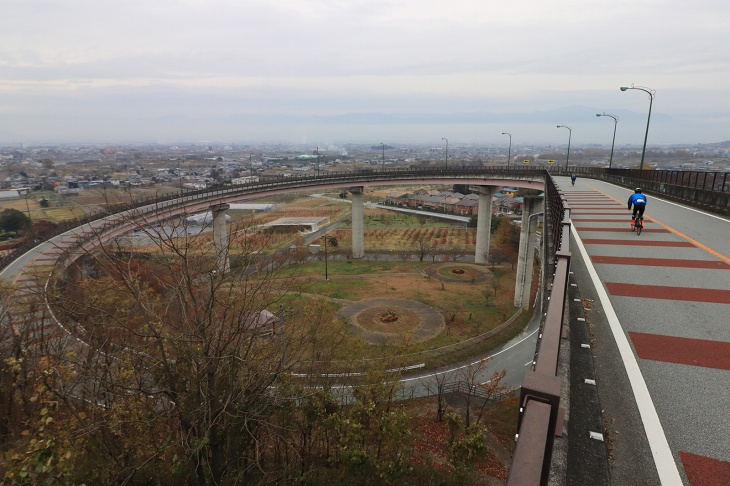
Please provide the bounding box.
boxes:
[0,197,82,223]
[283,259,424,277]
[290,263,521,364]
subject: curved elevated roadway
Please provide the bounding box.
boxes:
[563,175,730,486]
[1,168,544,343]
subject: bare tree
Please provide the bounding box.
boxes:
[456,358,509,427]
[414,233,432,263]
[427,369,457,422]
[39,207,342,484]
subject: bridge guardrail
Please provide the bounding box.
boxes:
[1,167,547,272]
[507,174,569,486]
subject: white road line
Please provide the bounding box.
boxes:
[571,222,683,485]
[400,327,539,383]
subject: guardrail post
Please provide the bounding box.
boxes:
[513,372,562,485]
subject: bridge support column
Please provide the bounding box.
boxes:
[514,196,544,309]
[474,186,496,264]
[350,187,365,259]
[211,203,231,274]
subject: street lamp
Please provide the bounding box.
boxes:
[178,159,183,193]
[381,142,385,170]
[441,137,448,168]
[556,125,572,170]
[595,113,618,169]
[24,189,32,223]
[620,84,655,170]
[501,132,512,168]
[323,233,328,281]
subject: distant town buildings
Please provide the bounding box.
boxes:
[0,142,728,195]
[386,188,524,216]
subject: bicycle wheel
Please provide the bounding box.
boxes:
[636,219,643,235]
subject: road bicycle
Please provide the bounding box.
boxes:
[632,215,644,235]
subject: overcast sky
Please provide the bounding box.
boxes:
[2,0,729,146]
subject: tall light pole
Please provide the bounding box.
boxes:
[178,159,183,193]
[24,189,32,223]
[323,232,328,281]
[596,113,618,169]
[441,137,448,168]
[620,85,655,170]
[556,125,572,170]
[381,142,385,170]
[501,132,512,168]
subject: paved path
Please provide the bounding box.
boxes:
[563,176,730,486]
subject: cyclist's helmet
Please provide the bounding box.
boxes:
[635,188,642,193]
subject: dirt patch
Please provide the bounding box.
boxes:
[355,305,423,334]
[340,298,445,344]
[435,263,491,282]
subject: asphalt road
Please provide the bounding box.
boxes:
[562,176,730,486]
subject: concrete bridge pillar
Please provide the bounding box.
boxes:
[350,186,365,259]
[211,203,231,274]
[514,196,544,309]
[474,186,496,264]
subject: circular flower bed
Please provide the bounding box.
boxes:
[379,310,400,323]
[355,305,422,334]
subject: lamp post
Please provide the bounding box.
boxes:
[178,159,183,194]
[322,232,329,281]
[556,125,572,170]
[620,84,655,170]
[381,142,385,170]
[441,137,448,168]
[595,113,618,169]
[501,132,512,168]
[24,189,32,223]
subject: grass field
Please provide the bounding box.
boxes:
[280,259,531,369]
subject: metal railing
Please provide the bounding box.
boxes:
[2,166,546,272]
[507,174,569,486]
[548,166,729,193]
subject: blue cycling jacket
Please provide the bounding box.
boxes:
[628,193,647,209]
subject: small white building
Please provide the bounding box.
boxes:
[0,189,22,201]
[231,176,260,185]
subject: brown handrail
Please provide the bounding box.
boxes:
[507,173,568,486]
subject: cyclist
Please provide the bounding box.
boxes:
[570,173,577,185]
[628,188,647,222]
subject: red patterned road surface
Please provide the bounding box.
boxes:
[564,177,730,486]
